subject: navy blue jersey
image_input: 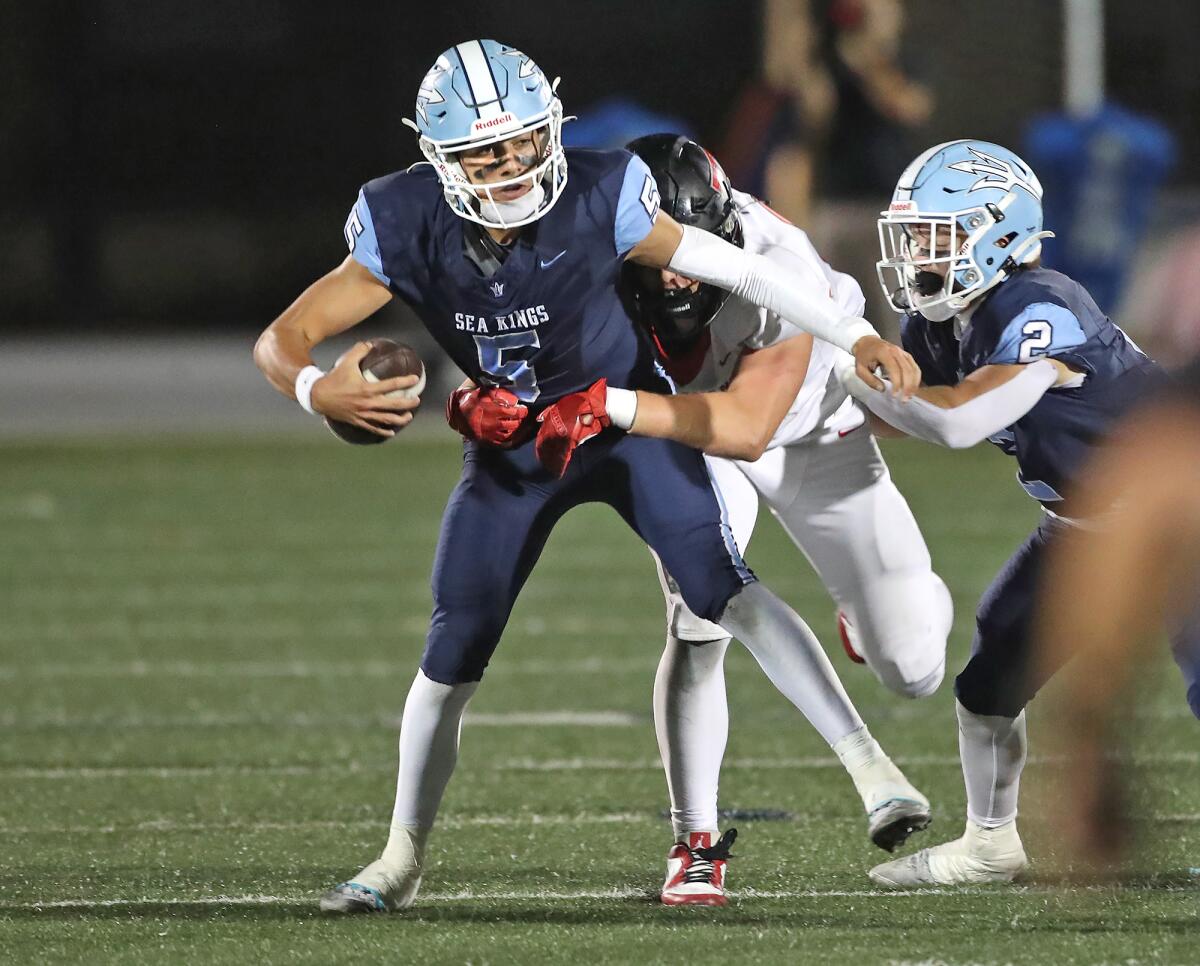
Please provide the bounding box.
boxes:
[344,148,666,407]
[901,267,1162,509]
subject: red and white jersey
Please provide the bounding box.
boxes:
[668,190,865,448]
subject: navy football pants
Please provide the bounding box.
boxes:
[954,517,1060,718]
[420,430,755,685]
[956,514,1200,719]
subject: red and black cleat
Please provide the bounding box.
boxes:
[838,611,866,664]
[660,828,737,907]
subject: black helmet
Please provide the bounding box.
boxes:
[622,134,744,356]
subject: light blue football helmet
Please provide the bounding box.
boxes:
[877,140,1054,321]
[402,39,567,230]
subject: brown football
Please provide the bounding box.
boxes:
[324,339,425,445]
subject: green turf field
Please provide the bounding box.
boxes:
[1,436,1197,964]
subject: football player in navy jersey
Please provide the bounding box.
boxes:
[253,39,927,912]
[834,139,1165,887]
[1036,359,1200,865]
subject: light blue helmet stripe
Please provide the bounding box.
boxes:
[455,41,502,119]
[412,39,568,229]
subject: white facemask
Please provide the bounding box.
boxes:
[477,181,546,229]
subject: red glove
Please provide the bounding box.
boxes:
[535,378,611,477]
[446,385,529,446]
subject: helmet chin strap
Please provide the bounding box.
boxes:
[477,181,546,228]
[914,296,965,323]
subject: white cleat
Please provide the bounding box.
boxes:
[836,728,932,851]
[319,857,423,913]
[856,757,932,852]
[869,820,1028,889]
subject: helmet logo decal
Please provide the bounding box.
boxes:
[947,147,1041,199]
[700,147,725,193]
[470,112,518,133]
[415,63,448,125]
[501,48,539,80]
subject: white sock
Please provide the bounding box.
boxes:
[956,699,1027,828]
[383,670,478,863]
[720,582,864,746]
[653,634,730,841]
[832,725,885,773]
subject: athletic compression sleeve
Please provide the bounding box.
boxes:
[839,358,1058,449]
[667,225,877,355]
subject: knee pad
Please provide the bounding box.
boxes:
[954,658,1029,719]
[891,657,945,699]
[419,609,505,685]
[867,652,944,699]
[851,572,951,699]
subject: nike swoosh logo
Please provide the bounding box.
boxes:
[717,352,736,367]
[539,251,567,269]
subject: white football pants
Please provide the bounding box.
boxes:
[655,427,950,697]
[652,428,950,838]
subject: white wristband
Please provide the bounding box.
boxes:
[295,365,326,416]
[605,387,638,431]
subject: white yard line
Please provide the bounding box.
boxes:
[496,751,1200,771]
[0,886,992,911]
[4,752,1198,780]
[0,656,659,679]
[4,811,1196,838]
[0,710,640,729]
[0,812,654,837]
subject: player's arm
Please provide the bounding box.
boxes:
[254,254,390,397]
[839,359,1080,449]
[253,255,419,435]
[627,211,919,397]
[627,334,814,461]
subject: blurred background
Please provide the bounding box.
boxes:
[2,0,1198,433]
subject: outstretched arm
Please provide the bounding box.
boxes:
[627,214,919,396]
[839,358,1080,449]
[626,334,815,461]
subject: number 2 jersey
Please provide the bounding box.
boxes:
[655,189,865,448]
[900,267,1162,512]
[344,148,668,407]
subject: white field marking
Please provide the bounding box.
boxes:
[6,577,652,609]
[495,751,1200,771]
[0,710,639,730]
[0,656,660,680]
[0,612,651,645]
[6,547,641,575]
[0,812,652,837]
[6,752,1200,780]
[6,811,1197,839]
[2,886,1037,911]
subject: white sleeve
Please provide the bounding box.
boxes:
[837,358,1058,449]
[667,225,877,355]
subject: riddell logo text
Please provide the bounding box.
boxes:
[471,113,517,132]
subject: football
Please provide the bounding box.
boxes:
[324,338,426,445]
